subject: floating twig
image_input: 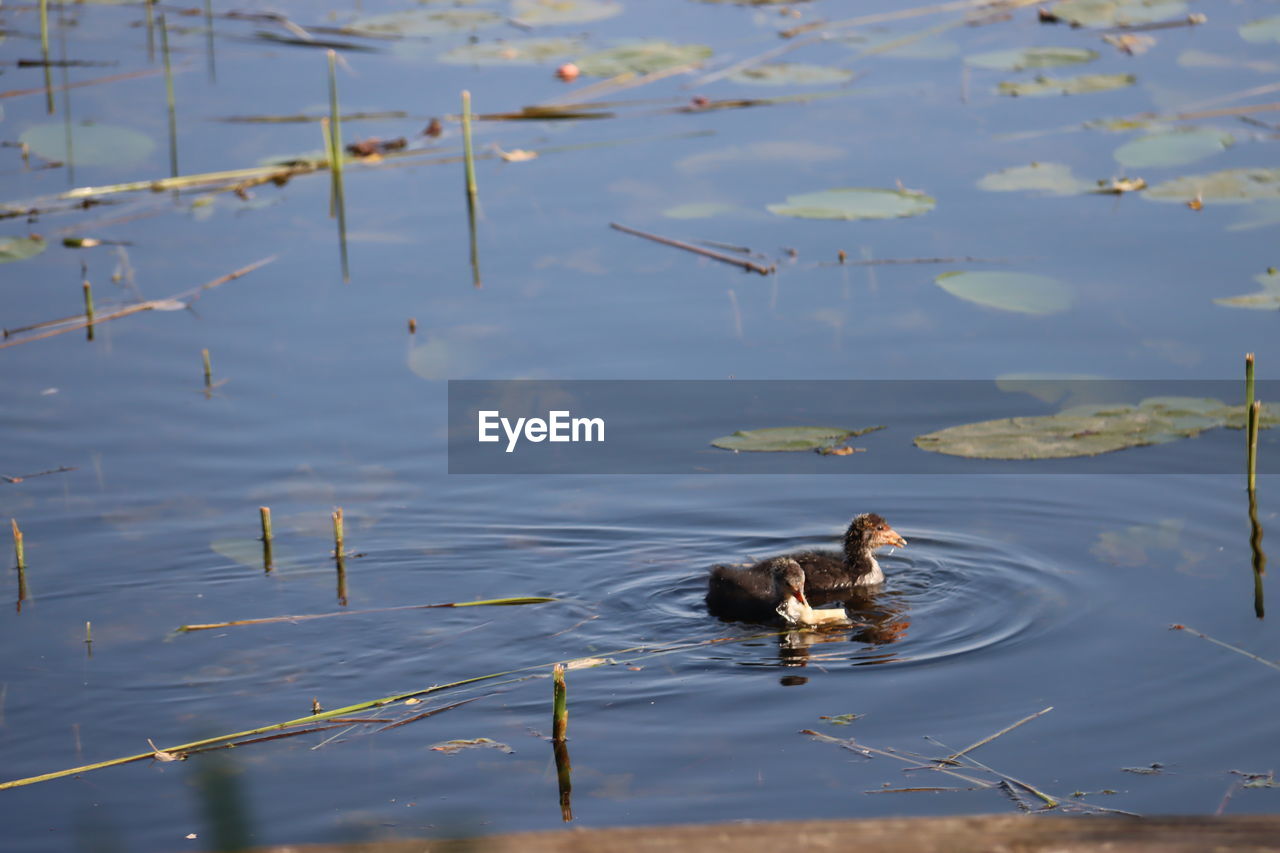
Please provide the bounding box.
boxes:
[1171,624,1280,674]
[0,256,276,350]
[176,596,557,632]
[941,706,1054,765]
[610,223,774,275]
[0,67,171,102]
[2,465,76,484]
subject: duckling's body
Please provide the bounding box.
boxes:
[707,557,849,626]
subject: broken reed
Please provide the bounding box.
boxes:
[11,519,24,570]
[1248,400,1261,493]
[259,507,273,543]
[159,13,178,178]
[82,274,94,340]
[325,50,349,283]
[332,507,344,558]
[1246,354,1257,492]
[552,663,568,742]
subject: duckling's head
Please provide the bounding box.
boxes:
[772,558,809,622]
[845,513,907,556]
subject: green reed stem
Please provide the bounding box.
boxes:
[332,507,344,558]
[259,506,273,543]
[461,90,478,203]
[552,663,568,742]
[1248,400,1260,493]
[145,0,155,62]
[40,0,54,114]
[11,519,24,570]
[159,13,178,178]
[201,348,212,388]
[326,50,349,283]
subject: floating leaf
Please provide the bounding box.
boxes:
[728,63,854,86]
[345,9,503,37]
[998,73,1135,97]
[19,122,154,167]
[711,425,885,453]
[820,713,863,725]
[1145,168,1280,204]
[935,271,1073,316]
[430,737,514,754]
[977,162,1091,196]
[1048,0,1187,28]
[1113,128,1233,168]
[511,0,623,25]
[1240,15,1280,44]
[1214,268,1280,310]
[573,41,712,77]
[661,202,742,219]
[438,37,584,65]
[767,187,935,220]
[916,397,1276,460]
[965,46,1098,71]
[0,235,47,263]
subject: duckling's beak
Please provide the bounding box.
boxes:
[882,527,907,549]
[788,582,808,606]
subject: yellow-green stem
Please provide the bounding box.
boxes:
[332,507,344,557]
[259,506,273,543]
[12,519,25,570]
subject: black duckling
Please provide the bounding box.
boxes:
[706,557,849,626]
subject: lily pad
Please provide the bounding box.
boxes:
[430,737,514,754]
[965,46,1098,71]
[935,271,1073,316]
[1145,168,1280,204]
[1048,0,1188,28]
[711,425,885,453]
[728,63,855,86]
[20,122,154,168]
[345,9,504,37]
[915,397,1275,460]
[439,37,584,65]
[573,41,712,77]
[1214,268,1280,310]
[1113,128,1233,169]
[998,73,1135,97]
[977,162,1091,196]
[767,187,935,220]
[0,235,47,263]
[1240,15,1280,44]
[511,0,623,25]
[661,202,741,219]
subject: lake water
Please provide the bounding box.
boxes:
[1,1,1278,850]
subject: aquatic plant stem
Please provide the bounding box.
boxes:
[40,0,53,114]
[201,348,212,389]
[159,13,178,178]
[259,507,273,543]
[326,50,349,283]
[1171,623,1280,674]
[332,507,344,558]
[11,519,24,570]
[145,0,155,62]
[461,90,481,288]
[552,664,568,742]
[941,706,1053,764]
[176,596,557,631]
[82,274,94,341]
[1248,401,1260,493]
[203,0,216,82]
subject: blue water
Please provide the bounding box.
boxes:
[1,1,1278,850]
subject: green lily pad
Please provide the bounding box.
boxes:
[728,63,854,86]
[711,425,885,453]
[345,9,504,36]
[1113,128,1233,169]
[661,202,741,219]
[573,41,712,77]
[915,397,1276,460]
[1145,168,1280,203]
[767,187,935,220]
[1048,0,1188,28]
[965,46,1098,71]
[20,122,154,168]
[1240,15,1280,44]
[438,37,584,65]
[935,271,1073,316]
[1214,268,1280,310]
[998,73,1135,97]
[511,0,623,25]
[977,162,1092,196]
[0,235,47,263]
